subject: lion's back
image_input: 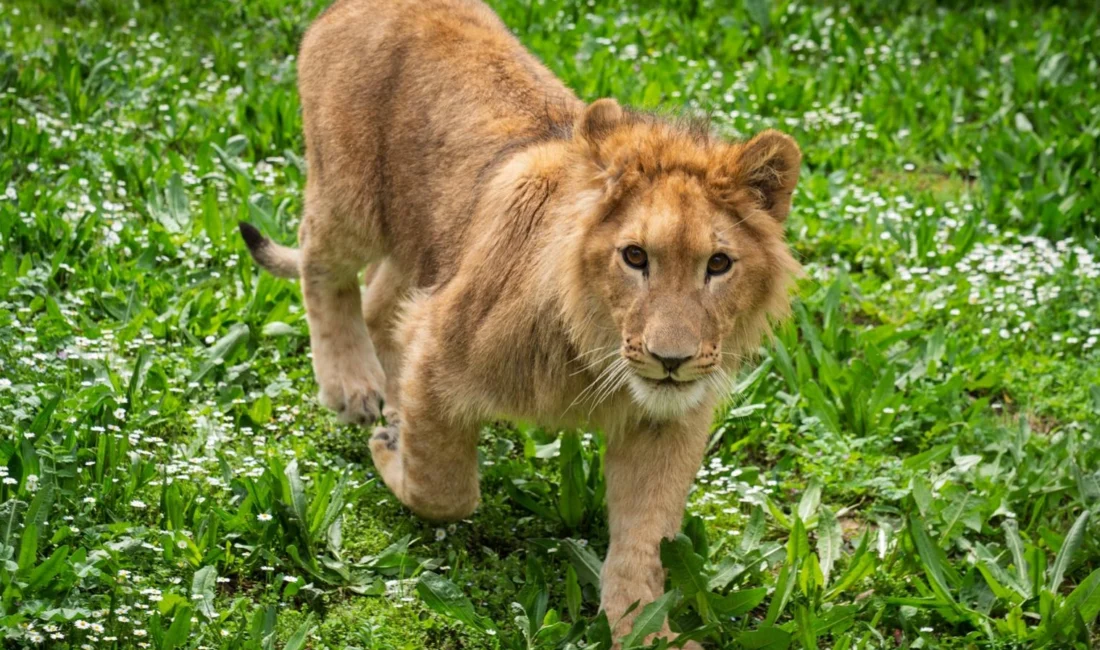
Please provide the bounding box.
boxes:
[296,0,581,285]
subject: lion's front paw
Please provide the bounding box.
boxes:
[318,376,383,426]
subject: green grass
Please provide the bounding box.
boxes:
[1,0,1098,648]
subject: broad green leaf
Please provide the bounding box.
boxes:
[202,189,223,241]
[565,565,582,622]
[284,612,314,650]
[744,0,771,31]
[212,142,250,178]
[16,524,38,575]
[713,587,766,617]
[25,482,55,534]
[1072,461,1100,504]
[801,382,840,434]
[786,516,810,564]
[709,558,747,591]
[797,479,822,522]
[284,460,310,532]
[939,491,983,542]
[738,626,791,650]
[799,551,824,595]
[561,539,602,589]
[764,496,791,530]
[417,571,493,632]
[641,81,663,109]
[794,604,817,650]
[191,565,218,619]
[619,589,679,649]
[908,513,957,606]
[764,559,798,626]
[505,480,558,521]
[684,515,709,560]
[911,475,933,517]
[817,506,842,587]
[316,471,348,536]
[741,506,766,553]
[903,444,953,470]
[26,545,69,591]
[261,321,298,337]
[769,338,798,393]
[368,535,413,573]
[166,172,190,231]
[975,540,1028,600]
[974,552,1019,602]
[162,604,193,650]
[1048,510,1090,593]
[826,553,875,600]
[1002,519,1031,597]
[1027,545,1047,598]
[28,393,61,437]
[225,133,249,156]
[558,431,587,530]
[814,603,858,636]
[660,533,708,601]
[191,324,250,383]
[1054,567,1100,631]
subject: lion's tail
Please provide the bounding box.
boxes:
[238,222,301,279]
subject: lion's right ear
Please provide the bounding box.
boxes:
[731,130,802,223]
[575,98,623,144]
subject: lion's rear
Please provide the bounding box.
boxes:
[297,0,581,285]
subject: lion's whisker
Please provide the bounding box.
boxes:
[566,357,624,414]
[588,362,632,415]
[585,359,628,406]
[570,349,622,376]
[571,344,616,361]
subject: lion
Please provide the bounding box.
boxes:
[239,0,801,645]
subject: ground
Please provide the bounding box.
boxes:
[1,0,1098,648]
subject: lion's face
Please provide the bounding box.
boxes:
[569,104,801,420]
[592,176,779,418]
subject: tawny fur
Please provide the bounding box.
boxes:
[241,0,802,646]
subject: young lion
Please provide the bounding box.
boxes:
[241,0,801,644]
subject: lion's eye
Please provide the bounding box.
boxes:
[707,253,733,275]
[622,245,648,270]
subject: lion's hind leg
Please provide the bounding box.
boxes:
[298,187,387,426]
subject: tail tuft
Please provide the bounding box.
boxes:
[238,222,301,278]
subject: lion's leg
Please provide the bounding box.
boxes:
[361,258,406,419]
[600,413,710,649]
[299,187,387,426]
[369,345,480,522]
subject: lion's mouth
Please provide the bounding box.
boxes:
[626,373,709,420]
[641,375,695,389]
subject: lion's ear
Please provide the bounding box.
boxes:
[575,98,623,144]
[733,130,801,222]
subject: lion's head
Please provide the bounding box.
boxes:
[562,99,802,420]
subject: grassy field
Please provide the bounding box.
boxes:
[2,0,1099,648]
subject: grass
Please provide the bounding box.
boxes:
[1,0,1098,647]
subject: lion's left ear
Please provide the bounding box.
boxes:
[732,130,802,222]
[575,98,623,145]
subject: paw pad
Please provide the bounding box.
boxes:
[371,424,399,451]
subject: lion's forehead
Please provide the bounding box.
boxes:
[630,181,732,257]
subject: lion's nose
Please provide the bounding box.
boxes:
[651,353,691,374]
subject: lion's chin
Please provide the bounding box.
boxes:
[626,374,708,421]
